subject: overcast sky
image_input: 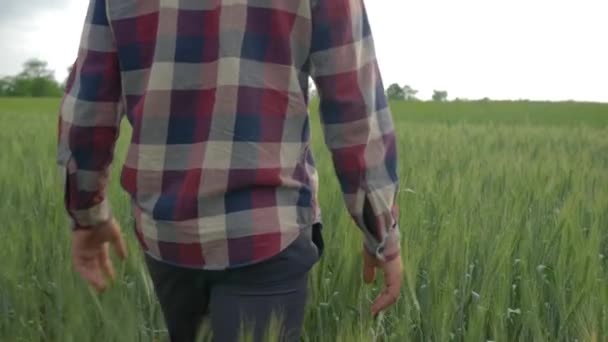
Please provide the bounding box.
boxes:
[1,0,606,102]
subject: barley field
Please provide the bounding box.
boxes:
[1,98,607,341]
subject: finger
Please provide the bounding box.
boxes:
[363,261,376,284]
[110,228,128,260]
[99,244,116,281]
[363,250,376,284]
[371,272,402,315]
[371,286,400,315]
[76,258,107,293]
[363,266,376,284]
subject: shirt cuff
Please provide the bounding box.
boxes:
[364,224,401,262]
[70,198,112,230]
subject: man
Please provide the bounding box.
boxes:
[58,0,402,341]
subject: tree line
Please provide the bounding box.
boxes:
[387,83,449,102]
[0,59,64,97]
[1,59,453,102]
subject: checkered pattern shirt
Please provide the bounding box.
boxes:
[58,0,400,270]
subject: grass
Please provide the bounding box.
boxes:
[1,97,607,341]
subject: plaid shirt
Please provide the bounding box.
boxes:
[58,0,400,270]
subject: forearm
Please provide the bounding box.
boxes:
[57,0,122,229]
[328,113,400,261]
[311,0,400,261]
[60,126,117,229]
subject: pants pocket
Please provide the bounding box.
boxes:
[311,223,324,258]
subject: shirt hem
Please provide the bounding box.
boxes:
[141,221,321,271]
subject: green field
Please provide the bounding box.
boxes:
[1,98,607,341]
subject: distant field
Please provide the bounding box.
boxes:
[1,97,607,341]
[390,100,608,127]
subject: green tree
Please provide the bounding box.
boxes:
[0,77,15,96]
[402,85,419,101]
[387,83,405,100]
[19,59,54,79]
[432,90,448,102]
[1,59,63,97]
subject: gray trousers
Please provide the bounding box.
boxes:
[145,224,323,342]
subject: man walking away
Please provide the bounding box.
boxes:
[58,0,402,341]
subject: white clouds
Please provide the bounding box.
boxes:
[29,4,89,78]
[0,0,606,102]
[366,0,608,102]
[0,0,86,81]
[1,0,70,22]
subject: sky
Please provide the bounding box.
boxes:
[1,0,607,102]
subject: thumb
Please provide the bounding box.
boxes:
[363,249,376,284]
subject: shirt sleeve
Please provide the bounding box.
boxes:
[57,0,122,230]
[310,0,400,261]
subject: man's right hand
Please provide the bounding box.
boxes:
[363,248,403,316]
[72,218,128,293]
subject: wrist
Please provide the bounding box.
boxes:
[69,198,112,230]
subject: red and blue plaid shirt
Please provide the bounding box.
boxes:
[58,0,400,269]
